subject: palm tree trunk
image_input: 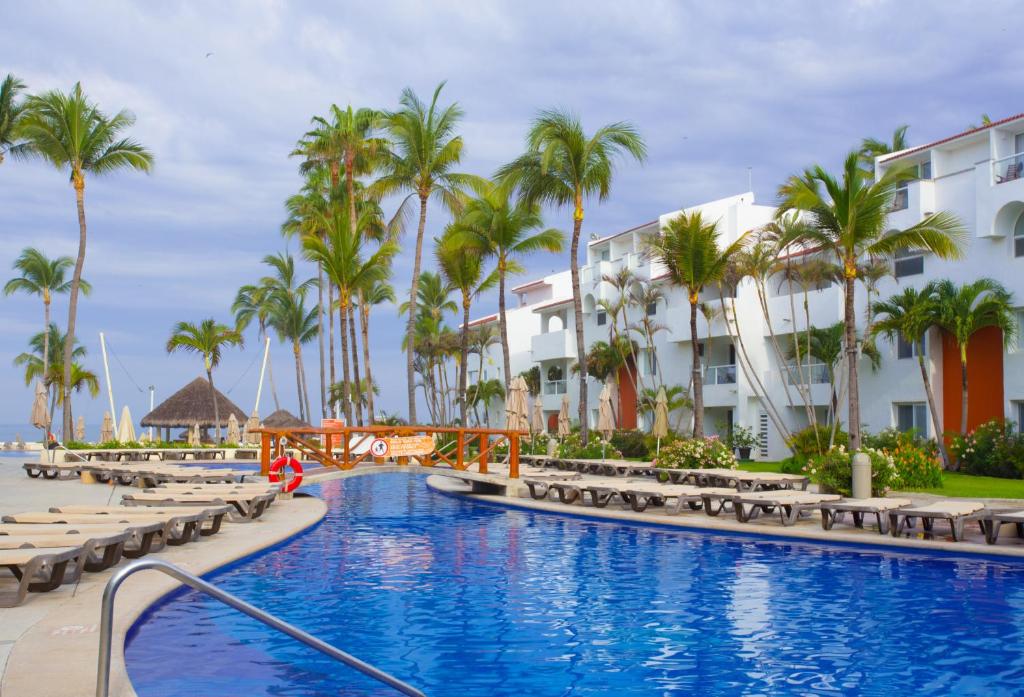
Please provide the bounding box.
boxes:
[498,260,511,389]
[405,195,428,424]
[327,279,336,419]
[299,346,312,425]
[570,204,588,443]
[349,300,363,426]
[339,301,352,423]
[360,299,375,423]
[918,349,950,468]
[207,366,221,443]
[293,342,305,423]
[689,297,704,438]
[844,272,861,450]
[63,178,88,441]
[317,262,327,420]
[42,296,51,436]
[459,294,471,425]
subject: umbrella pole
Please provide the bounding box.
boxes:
[100,332,117,436]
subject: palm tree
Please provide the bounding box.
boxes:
[639,384,692,431]
[459,181,564,385]
[436,226,498,424]
[232,281,283,412]
[359,278,395,422]
[933,279,1016,441]
[871,285,950,467]
[467,378,505,428]
[0,73,27,164]
[497,110,646,443]
[777,152,966,449]
[376,82,478,422]
[4,247,90,424]
[859,124,910,175]
[165,319,243,442]
[14,324,88,419]
[16,83,153,438]
[267,292,318,423]
[645,211,748,438]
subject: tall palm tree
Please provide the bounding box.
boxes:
[16,83,153,438]
[859,124,910,175]
[459,181,563,385]
[436,226,498,424]
[165,319,243,443]
[267,292,318,423]
[871,285,950,467]
[645,211,748,438]
[933,279,1016,441]
[359,278,395,423]
[777,152,966,449]
[232,280,284,412]
[14,324,89,420]
[376,82,479,422]
[0,73,27,164]
[497,110,646,443]
[4,247,90,423]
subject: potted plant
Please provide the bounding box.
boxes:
[730,425,757,461]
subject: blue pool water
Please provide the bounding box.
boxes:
[126,474,1024,696]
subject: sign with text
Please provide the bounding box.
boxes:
[385,435,435,458]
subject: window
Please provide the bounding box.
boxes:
[644,350,657,376]
[895,403,928,435]
[1016,310,1024,351]
[758,411,769,457]
[468,370,478,384]
[599,248,610,262]
[728,344,736,365]
[894,248,924,278]
[596,311,607,326]
[897,333,925,359]
[920,160,932,180]
[697,342,705,358]
[646,301,657,316]
[1016,401,1024,434]
[1015,213,1024,258]
[892,185,909,211]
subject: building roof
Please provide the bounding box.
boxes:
[511,278,550,293]
[531,297,574,313]
[141,377,248,428]
[880,113,1024,163]
[463,313,498,329]
[262,409,311,429]
[587,220,659,247]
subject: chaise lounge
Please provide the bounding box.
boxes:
[819,498,913,534]
[888,501,986,541]
[0,547,84,607]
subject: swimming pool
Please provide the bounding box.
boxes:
[126,474,1024,696]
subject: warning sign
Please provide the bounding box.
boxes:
[369,438,390,458]
[384,435,435,457]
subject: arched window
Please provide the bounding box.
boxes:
[1015,212,1024,257]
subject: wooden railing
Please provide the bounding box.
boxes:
[254,426,525,479]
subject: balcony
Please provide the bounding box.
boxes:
[666,305,731,340]
[992,153,1024,185]
[763,285,843,336]
[704,363,737,385]
[543,379,568,395]
[531,329,576,362]
[766,362,833,406]
[885,179,935,229]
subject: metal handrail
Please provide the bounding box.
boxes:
[96,559,426,697]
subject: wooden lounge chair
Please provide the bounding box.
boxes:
[888,501,986,541]
[976,510,1024,545]
[0,531,127,572]
[619,484,739,514]
[0,521,166,558]
[819,498,913,534]
[48,504,232,537]
[5,511,206,546]
[0,547,84,607]
[733,491,841,526]
[122,490,274,521]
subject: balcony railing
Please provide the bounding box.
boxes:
[783,362,830,385]
[544,380,568,395]
[992,152,1024,184]
[704,364,737,385]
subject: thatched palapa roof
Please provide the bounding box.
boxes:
[141,377,247,428]
[262,409,311,429]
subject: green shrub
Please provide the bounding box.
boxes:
[788,424,848,459]
[556,433,622,460]
[779,455,807,474]
[804,447,897,497]
[654,436,736,470]
[890,438,943,489]
[863,427,938,459]
[610,429,649,458]
[949,420,1024,479]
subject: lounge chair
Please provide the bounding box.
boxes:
[819,498,913,534]
[521,475,581,500]
[732,491,841,526]
[22,462,83,480]
[977,510,1024,545]
[619,484,739,514]
[48,504,232,537]
[0,531,127,572]
[546,477,629,506]
[0,547,84,607]
[5,511,206,546]
[888,501,986,541]
[0,521,166,558]
[122,490,274,521]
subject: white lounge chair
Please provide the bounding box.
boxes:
[889,501,986,541]
[819,498,913,534]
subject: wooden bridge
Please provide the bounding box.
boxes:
[255,425,525,479]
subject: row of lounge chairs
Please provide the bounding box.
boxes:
[69,448,228,462]
[0,481,282,607]
[23,460,251,487]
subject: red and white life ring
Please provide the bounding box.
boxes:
[268,456,303,493]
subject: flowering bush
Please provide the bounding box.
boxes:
[654,436,737,470]
[949,420,1023,479]
[890,440,943,489]
[804,446,898,497]
[556,433,622,460]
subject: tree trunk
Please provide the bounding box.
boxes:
[918,347,950,469]
[317,262,327,420]
[498,259,511,390]
[293,342,305,423]
[360,298,375,423]
[844,270,861,450]
[689,296,704,438]
[63,178,88,441]
[42,296,51,437]
[349,298,363,425]
[327,278,335,419]
[339,301,352,423]
[405,195,428,424]
[299,346,312,424]
[570,200,588,443]
[207,366,221,443]
[459,293,471,425]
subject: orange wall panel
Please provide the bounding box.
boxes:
[941,326,1004,436]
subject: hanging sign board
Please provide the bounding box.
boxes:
[384,435,435,457]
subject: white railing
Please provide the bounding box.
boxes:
[783,362,831,385]
[544,380,568,395]
[992,152,1024,184]
[704,364,737,385]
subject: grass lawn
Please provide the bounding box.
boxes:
[738,461,785,472]
[899,473,1024,500]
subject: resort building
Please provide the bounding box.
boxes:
[467,115,1024,460]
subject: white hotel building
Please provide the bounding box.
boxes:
[466,115,1024,460]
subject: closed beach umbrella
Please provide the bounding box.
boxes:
[116,405,136,442]
[653,385,669,455]
[243,413,260,444]
[75,416,86,441]
[504,376,529,432]
[227,413,241,444]
[100,411,114,442]
[597,383,614,440]
[30,381,48,429]
[189,423,201,447]
[531,396,545,435]
[557,395,571,438]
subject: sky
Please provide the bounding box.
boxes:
[1,1,1022,435]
